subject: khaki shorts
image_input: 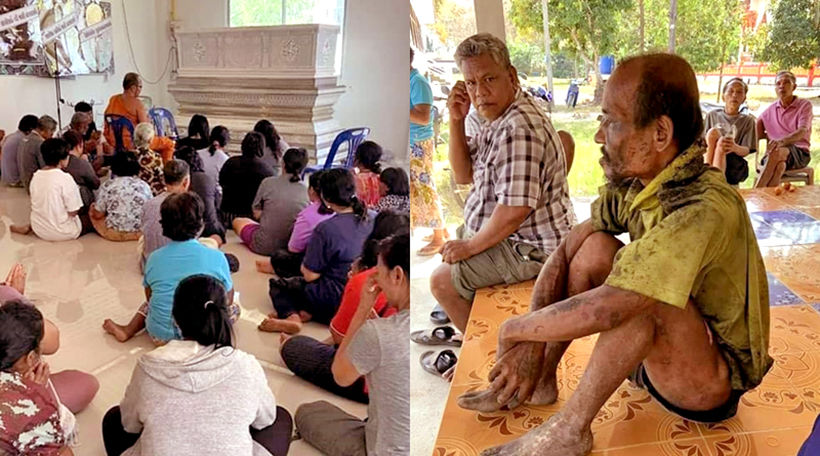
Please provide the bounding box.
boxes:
[451,226,547,302]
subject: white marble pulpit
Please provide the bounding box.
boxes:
[168,24,346,164]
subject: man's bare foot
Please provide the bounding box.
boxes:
[530,371,559,405]
[103,319,133,343]
[258,317,302,334]
[417,240,445,257]
[9,224,31,235]
[255,260,275,274]
[298,311,312,322]
[480,414,592,456]
[458,388,513,412]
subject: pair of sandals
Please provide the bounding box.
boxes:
[412,324,461,379]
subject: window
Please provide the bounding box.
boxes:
[230,0,345,72]
[230,0,344,28]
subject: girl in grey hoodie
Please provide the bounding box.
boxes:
[101,275,293,456]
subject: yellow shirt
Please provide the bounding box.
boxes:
[591,146,772,391]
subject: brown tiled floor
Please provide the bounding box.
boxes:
[433,187,820,456]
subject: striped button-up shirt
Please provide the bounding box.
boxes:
[464,90,573,254]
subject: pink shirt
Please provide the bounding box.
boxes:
[758,97,813,150]
[287,201,335,253]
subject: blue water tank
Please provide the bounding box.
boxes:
[599,55,615,75]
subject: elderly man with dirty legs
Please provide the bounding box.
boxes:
[460,53,773,456]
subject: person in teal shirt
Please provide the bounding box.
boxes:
[103,192,236,343]
[410,47,448,256]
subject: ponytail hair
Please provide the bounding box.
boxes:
[309,170,333,215]
[354,141,383,173]
[282,148,308,183]
[172,274,233,349]
[208,126,230,156]
[320,168,368,222]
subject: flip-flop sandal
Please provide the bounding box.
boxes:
[421,349,458,378]
[430,304,451,325]
[411,326,462,346]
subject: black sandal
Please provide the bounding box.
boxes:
[421,349,458,378]
[430,304,451,325]
[411,326,462,346]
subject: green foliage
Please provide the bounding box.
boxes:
[432,0,477,50]
[230,0,284,26]
[760,0,820,70]
[676,0,742,71]
[509,40,546,75]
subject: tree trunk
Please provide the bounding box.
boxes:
[716,43,727,103]
[668,0,677,53]
[639,0,645,52]
[593,52,604,105]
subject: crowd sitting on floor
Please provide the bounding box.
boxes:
[0,71,411,455]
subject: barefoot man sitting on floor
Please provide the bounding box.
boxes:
[460,53,773,456]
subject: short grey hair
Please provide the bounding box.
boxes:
[134,122,155,149]
[775,70,796,85]
[454,33,511,70]
[70,112,89,128]
[37,115,57,133]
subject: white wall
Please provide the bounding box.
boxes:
[0,0,170,132]
[335,0,410,165]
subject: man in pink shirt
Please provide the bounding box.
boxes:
[755,70,813,187]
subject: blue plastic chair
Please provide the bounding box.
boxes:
[303,127,370,177]
[104,115,135,153]
[148,107,179,140]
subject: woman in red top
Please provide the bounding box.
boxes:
[279,210,408,403]
[353,141,383,207]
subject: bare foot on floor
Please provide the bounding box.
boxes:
[298,311,312,322]
[9,224,31,235]
[530,370,559,405]
[458,388,512,412]
[255,260,274,274]
[258,317,302,334]
[103,319,132,343]
[480,414,592,456]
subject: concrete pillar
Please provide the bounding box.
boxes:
[473,0,506,41]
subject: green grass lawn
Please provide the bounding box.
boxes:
[431,84,819,221]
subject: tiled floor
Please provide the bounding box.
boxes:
[0,185,366,455]
[431,186,820,456]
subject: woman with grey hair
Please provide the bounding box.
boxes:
[133,122,165,196]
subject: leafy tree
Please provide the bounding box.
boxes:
[759,0,820,69]
[509,0,632,104]
[432,0,477,51]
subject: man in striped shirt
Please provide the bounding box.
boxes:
[430,33,573,336]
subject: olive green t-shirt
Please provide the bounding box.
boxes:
[591,146,772,391]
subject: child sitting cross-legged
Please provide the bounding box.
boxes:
[103,192,237,344]
[10,138,91,240]
[255,169,335,278]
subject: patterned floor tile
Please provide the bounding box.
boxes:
[434,188,820,456]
